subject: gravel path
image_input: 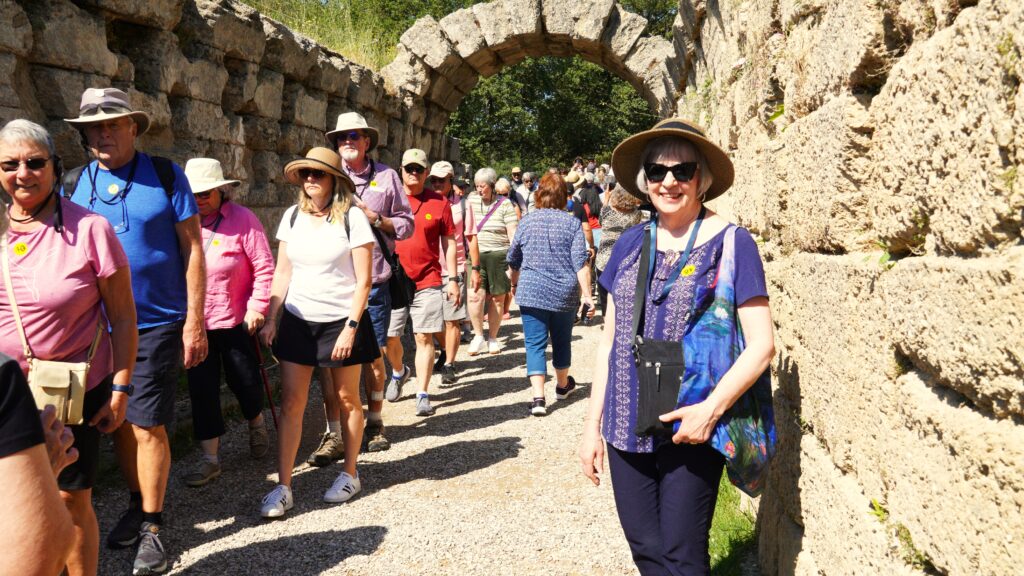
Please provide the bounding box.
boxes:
[94,309,640,575]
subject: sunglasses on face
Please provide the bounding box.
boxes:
[195,191,215,200]
[643,162,699,183]
[428,176,448,185]
[338,131,364,142]
[298,168,327,180]
[403,165,425,175]
[1,157,50,172]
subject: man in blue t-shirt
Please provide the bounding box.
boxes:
[66,87,206,575]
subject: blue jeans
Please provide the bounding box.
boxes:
[520,306,575,376]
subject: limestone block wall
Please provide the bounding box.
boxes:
[674,1,1023,574]
[0,0,457,233]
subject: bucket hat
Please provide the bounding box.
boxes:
[65,88,151,135]
[326,112,380,151]
[611,118,734,202]
[184,158,241,194]
[283,147,353,194]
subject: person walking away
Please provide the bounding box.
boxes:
[595,185,643,315]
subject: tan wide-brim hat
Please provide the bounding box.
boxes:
[283,147,354,194]
[65,87,151,136]
[184,158,241,194]
[611,118,734,202]
[325,112,380,151]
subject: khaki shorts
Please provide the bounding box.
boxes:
[442,276,468,321]
[388,286,445,336]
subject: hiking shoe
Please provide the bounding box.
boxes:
[488,338,502,354]
[385,365,410,402]
[555,376,578,400]
[441,363,458,385]
[306,432,343,467]
[107,506,144,549]
[249,423,270,459]
[415,395,435,417]
[530,398,547,416]
[323,471,362,503]
[183,460,221,488]
[467,335,485,356]
[433,350,447,372]
[260,484,293,519]
[132,522,167,575]
[363,421,390,452]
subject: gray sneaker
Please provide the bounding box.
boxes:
[249,423,270,459]
[363,421,390,452]
[183,460,221,488]
[306,432,343,467]
[385,365,411,402]
[132,522,167,575]
[415,395,435,417]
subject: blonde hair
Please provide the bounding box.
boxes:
[296,174,353,225]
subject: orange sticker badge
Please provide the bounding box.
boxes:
[12,242,28,256]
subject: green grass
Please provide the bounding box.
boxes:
[711,476,758,574]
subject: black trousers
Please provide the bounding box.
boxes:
[186,322,265,441]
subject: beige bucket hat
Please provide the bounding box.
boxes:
[283,147,354,195]
[326,112,380,151]
[65,88,151,135]
[184,158,241,194]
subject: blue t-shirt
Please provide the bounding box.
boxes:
[68,153,197,328]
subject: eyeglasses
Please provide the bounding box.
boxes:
[0,157,50,172]
[195,191,214,200]
[643,162,699,183]
[337,131,364,142]
[403,165,425,175]
[298,168,327,180]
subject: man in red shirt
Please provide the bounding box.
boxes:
[384,149,460,416]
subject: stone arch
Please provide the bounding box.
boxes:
[381,0,682,130]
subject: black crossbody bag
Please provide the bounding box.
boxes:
[632,208,705,437]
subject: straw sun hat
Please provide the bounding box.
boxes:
[283,147,354,194]
[611,118,734,202]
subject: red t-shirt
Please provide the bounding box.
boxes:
[395,189,455,291]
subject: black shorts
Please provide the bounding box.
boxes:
[57,375,112,492]
[127,321,183,428]
[273,309,380,368]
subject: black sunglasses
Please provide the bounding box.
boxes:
[298,168,327,180]
[337,131,363,142]
[1,157,50,172]
[195,191,215,200]
[403,164,426,175]
[643,162,698,183]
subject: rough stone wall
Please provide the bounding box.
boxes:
[674,1,1023,574]
[0,0,458,233]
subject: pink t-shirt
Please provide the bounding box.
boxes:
[201,201,274,330]
[438,192,476,276]
[0,200,129,391]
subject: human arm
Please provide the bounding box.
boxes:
[243,213,275,335]
[572,223,594,317]
[468,235,481,291]
[259,242,292,347]
[356,171,414,239]
[333,242,372,361]
[175,214,208,368]
[441,235,461,309]
[578,297,616,486]
[91,266,137,433]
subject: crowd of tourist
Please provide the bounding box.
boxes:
[0,86,773,576]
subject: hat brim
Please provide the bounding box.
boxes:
[65,110,151,136]
[284,157,352,191]
[325,126,380,152]
[190,179,241,194]
[611,122,734,202]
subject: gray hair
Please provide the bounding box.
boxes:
[474,167,497,188]
[495,177,512,195]
[635,137,713,200]
[0,119,56,157]
[522,171,534,182]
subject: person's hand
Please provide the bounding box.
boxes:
[40,405,78,476]
[244,310,265,335]
[90,391,127,434]
[659,399,721,445]
[578,423,605,487]
[578,295,596,319]
[331,326,356,361]
[470,269,481,291]
[446,281,462,309]
[182,316,208,369]
[259,319,278,348]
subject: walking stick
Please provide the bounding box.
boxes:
[252,336,279,430]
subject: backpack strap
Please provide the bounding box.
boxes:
[62,165,86,199]
[150,156,177,199]
[289,204,350,238]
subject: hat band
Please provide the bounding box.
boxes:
[80,103,133,117]
[657,121,706,138]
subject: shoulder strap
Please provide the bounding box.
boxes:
[62,165,86,199]
[150,156,177,198]
[1,238,33,359]
[344,210,350,238]
[289,205,299,228]
[631,223,652,342]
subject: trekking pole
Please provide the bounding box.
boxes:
[252,336,279,430]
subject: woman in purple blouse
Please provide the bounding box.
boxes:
[577,119,776,575]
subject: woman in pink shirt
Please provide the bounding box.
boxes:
[181,158,274,488]
[0,119,137,576]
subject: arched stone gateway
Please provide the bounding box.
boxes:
[381,0,681,120]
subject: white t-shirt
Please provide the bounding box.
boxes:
[276,205,374,322]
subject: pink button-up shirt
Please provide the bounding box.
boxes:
[200,201,274,330]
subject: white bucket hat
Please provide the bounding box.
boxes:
[184,158,241,194]
[326,112,380,151]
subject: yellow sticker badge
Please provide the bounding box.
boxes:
[369,181,377,188]
[12,242,28,256]
[212,239,220,246]
[108,184,120,195]
[681,264,696,277]
[424,213,433,220]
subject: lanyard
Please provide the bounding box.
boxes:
[350,159,377,199]
[87,154,139,208]
[647,206,706,303]
[202,212,224,253]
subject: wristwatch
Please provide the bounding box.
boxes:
[471,265,481,272]
[347,319,359,329]
[111,384,134,396]
[450,274,463,283]
[372,214,383,228]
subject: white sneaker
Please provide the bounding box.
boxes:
[467,335,486,356]
[260,484,293,518]
[488,338,502,354]
[324,471,362,503]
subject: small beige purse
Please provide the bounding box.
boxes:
[2,238,101,425]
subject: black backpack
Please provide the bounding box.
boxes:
[62,156,177,200]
